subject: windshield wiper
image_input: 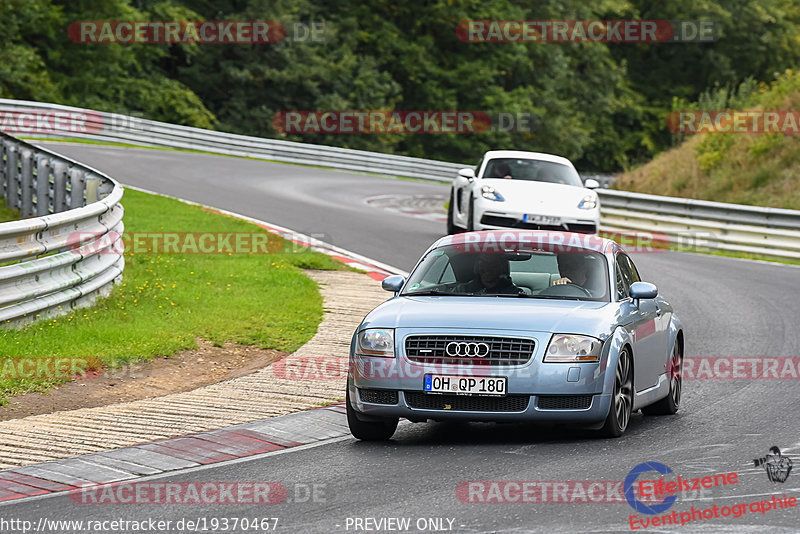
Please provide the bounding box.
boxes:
[403,289,473,297]
[481,292,531,297]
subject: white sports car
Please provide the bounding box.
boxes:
[447,150,600,234]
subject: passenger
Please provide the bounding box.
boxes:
[458,254,522,295]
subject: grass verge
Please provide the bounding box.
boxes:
[615,70,800,210]
[0,204,20,223]
[0,188,346,404]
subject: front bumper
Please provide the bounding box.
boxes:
[348,329,612,424]
[474,201,599,234]
[349,384,612,424]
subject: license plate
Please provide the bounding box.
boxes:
[424,374,507,396]
[523,214,562,225]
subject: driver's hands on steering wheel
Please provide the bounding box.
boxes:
[553,277,572,285]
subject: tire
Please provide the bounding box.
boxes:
[446,190,459,234]
[599,348,633,438]
[642,342,682,416]
[346,387,398,441]
[467,195,476,231]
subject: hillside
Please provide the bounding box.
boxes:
[614,71,800,210]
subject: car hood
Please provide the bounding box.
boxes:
[478,179,597,215]
[360,296,620,337]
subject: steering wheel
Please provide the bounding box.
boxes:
[538,282,592,298]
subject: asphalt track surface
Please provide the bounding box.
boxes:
[3,143,800,533]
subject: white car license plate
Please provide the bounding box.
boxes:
[424,374,506,396]
[523,214,562,225]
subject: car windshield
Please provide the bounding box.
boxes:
[402,244,609,301]
[481,158,583,187]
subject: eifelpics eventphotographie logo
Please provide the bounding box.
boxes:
[754,447,793,483]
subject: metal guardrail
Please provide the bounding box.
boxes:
[0,131,124,327]
[0,99,465,182]
[598,189,800,260]
[1,99,799,260]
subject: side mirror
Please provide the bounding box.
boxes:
[630,281,658,300]
[583,178,600,189]
[458,168,476,180]
[381,274,406,293]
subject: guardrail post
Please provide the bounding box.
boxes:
[35,154,51,216]
[52,161,68,212]
[0,141,6,201]
[3,141,19,210]
[85,176,100,204]
[19,148,34,217]
[97,177,114,200]
[69,168,85,208]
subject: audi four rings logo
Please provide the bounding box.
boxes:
[446,342,490,357]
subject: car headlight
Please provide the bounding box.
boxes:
[481,186,505,202]
[543,334,601,362]
[356,328,395,358]
[578,195,597,209]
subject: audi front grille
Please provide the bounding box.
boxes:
[358,388,399,405]
[405,335,535,366]
[537,395,594,410]
[405,392,530,412]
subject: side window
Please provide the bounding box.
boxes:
[475,156,484,178]
[419,253,451,286]
[439,262,456,284]
[625,255,642,283]
[615,253,633,300]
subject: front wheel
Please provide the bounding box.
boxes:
[599,348,633,438]
[467,195,476,231]
[642,342,682,416]
[446,190,459,234]
[346,387,398,441]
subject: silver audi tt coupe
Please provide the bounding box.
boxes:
[346,230,684,440]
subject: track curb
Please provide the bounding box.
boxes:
[0,190,403,503]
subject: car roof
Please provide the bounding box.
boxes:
[431,230,618,255]
[482,150,575,168]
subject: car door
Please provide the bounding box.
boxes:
[616,253,662,392]
[627,254,671,376]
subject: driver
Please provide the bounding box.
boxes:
[493,162,512,179]
[458,254,522,295]
[553,253,589,288]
